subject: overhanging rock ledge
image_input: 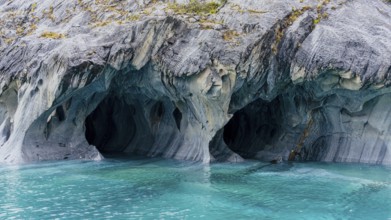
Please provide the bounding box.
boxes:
[0,0,390,164]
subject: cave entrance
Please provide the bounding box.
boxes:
[85,95,138,155]
[223,98,284,160]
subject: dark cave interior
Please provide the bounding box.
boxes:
[85,91,292,161]
[223,98,284,158]
[84,91,184,157]
[85,96,137,154]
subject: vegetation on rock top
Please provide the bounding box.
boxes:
[168,0,226,15]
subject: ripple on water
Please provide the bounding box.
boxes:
[0,159,390,219]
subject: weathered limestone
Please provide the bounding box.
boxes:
[0,0,390,164]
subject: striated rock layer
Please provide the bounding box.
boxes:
[0,0,390,164]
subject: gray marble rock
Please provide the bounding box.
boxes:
[0,0,390,164]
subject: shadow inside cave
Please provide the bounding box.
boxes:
[84,90,184,159]
[222,97,286,160]
[85,95,137,154]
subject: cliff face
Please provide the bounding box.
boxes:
[0,0,390,164]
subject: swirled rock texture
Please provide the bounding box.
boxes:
[0,0,390,164]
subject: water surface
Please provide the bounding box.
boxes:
[0,157,390,219]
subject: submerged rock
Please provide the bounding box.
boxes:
[0,0,390,164]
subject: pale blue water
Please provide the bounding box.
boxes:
[0,157,390,219]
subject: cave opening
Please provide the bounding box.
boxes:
[223,97,284,160]
[85,95,138,155]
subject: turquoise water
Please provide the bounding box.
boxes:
[0,157,390,219]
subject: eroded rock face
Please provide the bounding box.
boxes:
[0,0,390,164]
[225,86,391,164]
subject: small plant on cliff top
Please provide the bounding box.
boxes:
[168,0,223,15]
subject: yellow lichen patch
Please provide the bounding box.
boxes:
[142,8,153,16]
[230,4,267,14]
[168,0,222,15]
[200,18,223,25]
[4,38,15,44]
[31,3,38,13]
[115,14,141,25]
[40,31,66,39]
[41,5,56,22]
[127,14,141,21]
[91,20,111,27]
[199,18,223,29]
[222,30,240,41]
[247,9,268,14]
[48,6,55,22]
[230,4,245,13]
[16,26,24,35]
[200,23,215,30]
